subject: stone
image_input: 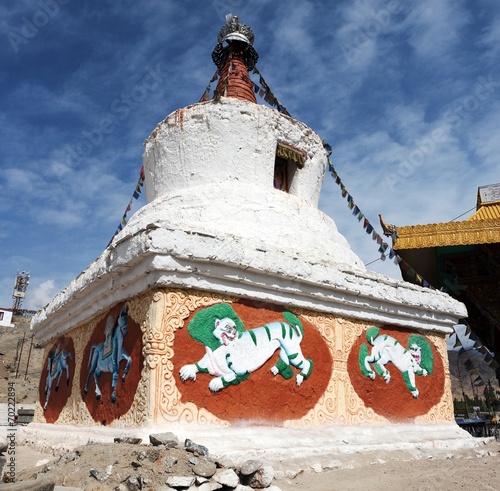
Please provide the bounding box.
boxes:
[36,459,51,467]
[234,485,254,491]
[239,459,263,476]
[213,468,240,488]
[145,448,162,462]
[163,455,178,468]
[89,468,106,482]
[197,482,223,491]
[192,460,217,478]
[114,437,142,444]
[285,469,300,479]
[136,451,147,461]
[185,438,209,456]
[58,450,81,464]
[247,465,274,489]
[166,476,196,488]
[0,434,7,455]
[150,432,179,448]
[213,457,236,469]
[0,480,55,490]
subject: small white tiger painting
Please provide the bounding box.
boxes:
[359,327,433,398]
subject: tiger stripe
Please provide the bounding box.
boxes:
[249,330,257,346]
[264,325,271,341]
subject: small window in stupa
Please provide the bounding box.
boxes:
[274,157,290,192]
[274,142,307,193]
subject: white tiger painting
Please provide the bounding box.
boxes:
[179,304,313,393]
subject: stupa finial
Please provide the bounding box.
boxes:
[217,14,255,46]
[212,14,259,71]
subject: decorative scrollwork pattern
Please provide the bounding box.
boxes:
[149,290,232,426]
[284,312,385,428]
[415,335,454,423]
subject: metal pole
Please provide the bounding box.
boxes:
[24,335,34,381]
[15,332,26,379]
[457,351,469,419]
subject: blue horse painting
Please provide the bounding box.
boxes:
[84,305,132,403]
[43,346,72,410]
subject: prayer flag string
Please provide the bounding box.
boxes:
[325,153,434,289]
[108,165,145,247]
[453,321,497,368]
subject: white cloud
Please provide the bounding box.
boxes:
[403,0,470,59]
[26,279,56,311]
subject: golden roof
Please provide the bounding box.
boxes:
[394,183,500,250]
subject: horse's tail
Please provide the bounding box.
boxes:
[87,344,97,369]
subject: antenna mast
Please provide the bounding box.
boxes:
[12,270,30,314]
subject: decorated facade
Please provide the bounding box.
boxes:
[32,16,466,430]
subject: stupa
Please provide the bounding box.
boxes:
[29,16,471,450]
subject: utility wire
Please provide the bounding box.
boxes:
[365,257,383,267]
[449,206,475,222]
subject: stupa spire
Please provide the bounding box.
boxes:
[211,14,258,103]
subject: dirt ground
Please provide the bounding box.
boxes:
[8,439,500,490]
[276,442,500,491]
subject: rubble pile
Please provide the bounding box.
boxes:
[14,432,285,490]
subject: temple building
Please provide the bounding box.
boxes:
[29,16,473,452]
[393,182,500,383]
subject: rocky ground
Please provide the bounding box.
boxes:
[15,432,282,490]
[5,435,500,491]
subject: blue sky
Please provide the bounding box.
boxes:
[1,0,499,311]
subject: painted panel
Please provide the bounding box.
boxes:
[39,336,75,423]
[35,289,453,428]
[173,300,332,423]
[79,302,144,425]
[348,326,445,420]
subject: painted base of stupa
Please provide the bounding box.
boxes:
[36,287,457,429]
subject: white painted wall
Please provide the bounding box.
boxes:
[0,309,14,327]
[144,98,326,207]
